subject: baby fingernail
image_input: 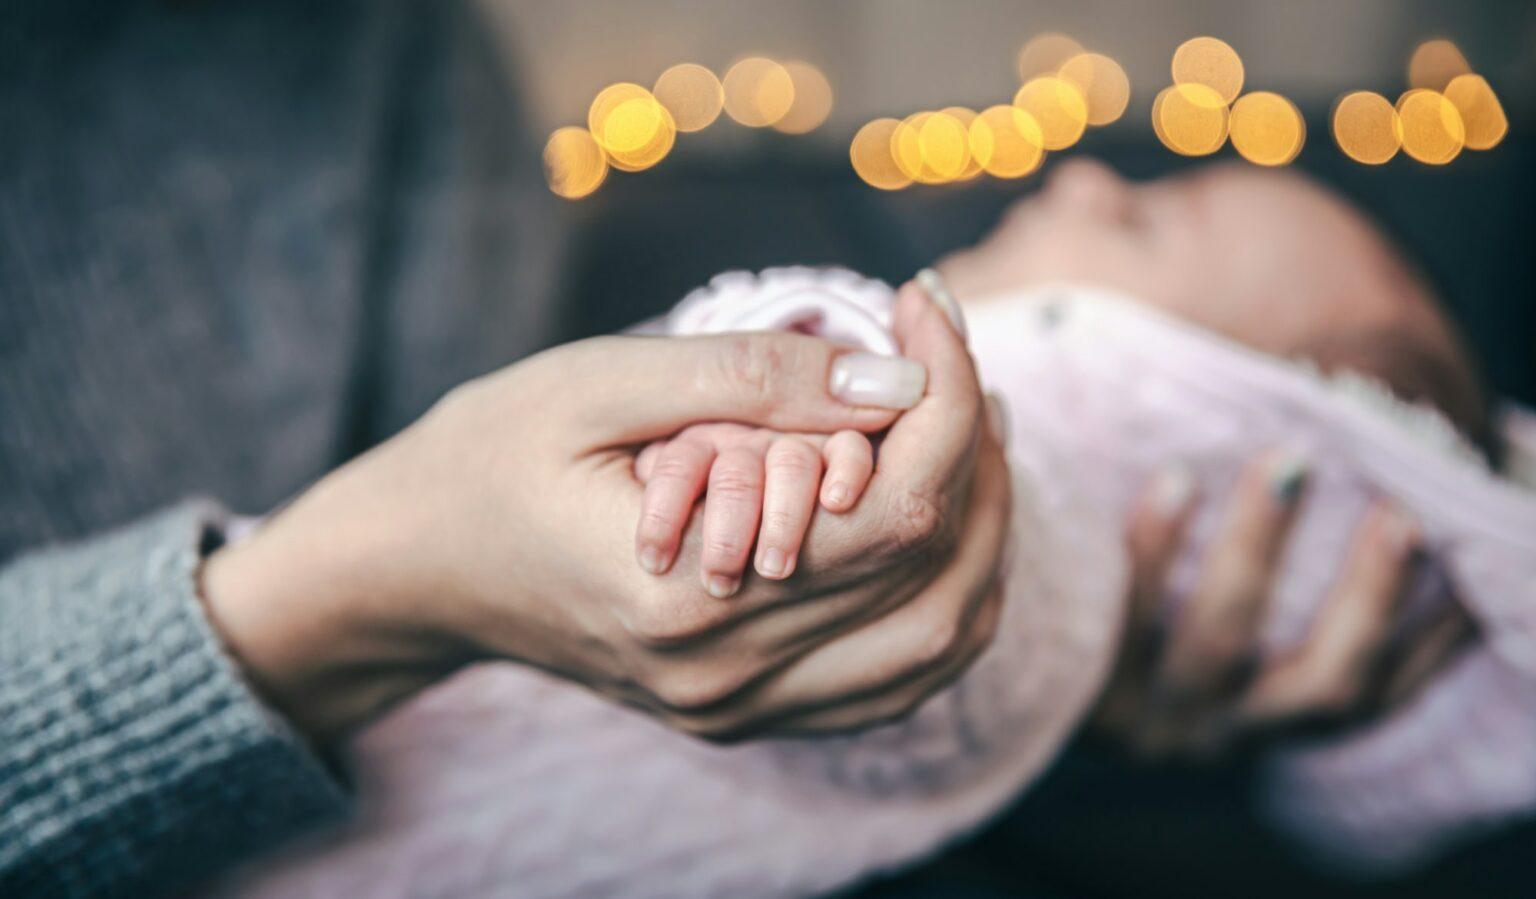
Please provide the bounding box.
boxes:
[829,353,927,410]
[916,267,967,340]
[1149,466,1196,518]
[1266,450,1310,505]
[638,545,669,575]
[825,483,850,507]
[758,548,789,578]
[705,573,740,598]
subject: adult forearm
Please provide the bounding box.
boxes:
[0,502,347,899]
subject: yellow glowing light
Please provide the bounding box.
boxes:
[850,118,913,190]
[1013,76,1088,150]
[604,102,676,171]
[1443,74,1507,151]
[969,104,1045,179]
[723,57,795,128]
[1228,91,1304,166]
[891,112,952,183]
[1332,91,1402,165]
[918,111,971,180]
[588,83,662,151]
[1407,39,1472,92]
[774,60,833,134]
[653,63,723,133]
[1018,33,1084,81]
[1396,89,1465,165]
[1171,36,1244,106]
[1153,83,1229,156]
[940,106,984,180]
[1057,52,1130,126]
[543,126,608,200]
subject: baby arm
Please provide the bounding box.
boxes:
[633,424,874,597]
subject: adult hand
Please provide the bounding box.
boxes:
[202,280,1009,745]
[1090,453,1476,760]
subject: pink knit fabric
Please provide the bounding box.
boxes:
[212,268,1536,898]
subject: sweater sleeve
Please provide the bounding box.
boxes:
[0,501,349,898]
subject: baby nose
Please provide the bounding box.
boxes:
[1047,158,1132,220]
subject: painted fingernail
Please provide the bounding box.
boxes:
[1267,450,1310,505]
[825,483,850,508]
[638,545,670,575]
[829,352,927,409]
[1149,466,1196,518]
[1378,505,1419,557]
[916,267,967,339]
[705,573,740,598]
[984,392,1010,447]
[758,548,789,578]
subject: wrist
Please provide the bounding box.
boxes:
[198,473,468,745]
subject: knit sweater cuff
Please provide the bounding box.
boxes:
[0,501,349,898]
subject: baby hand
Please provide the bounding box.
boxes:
[634,423,875,597]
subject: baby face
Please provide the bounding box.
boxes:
[942,159,1485,440]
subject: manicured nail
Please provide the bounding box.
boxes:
[1377,505,1419,557]
[829,352,927,409]
[824,483,850,508]
[1266,450,1310,505]
[638,545,669,575]
[1149,466,1196,518]
[705,573,740,598]
[758,548,789,579]
[984,392,1010,447]
[916,267,967,339]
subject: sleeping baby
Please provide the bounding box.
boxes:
[210,162,1536,898]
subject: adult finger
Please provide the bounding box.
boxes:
[1237,504,1419,730]
[871,276,983,504]
[1155,450,1309,701]
[531,332,926,450]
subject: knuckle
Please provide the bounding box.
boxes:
[719,334,787,413]
[766,440,819,475]
[889,489,947,553]
[759,507,800,537]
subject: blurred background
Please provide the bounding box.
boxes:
[491,0,1535,412]
[487,2,1533,896]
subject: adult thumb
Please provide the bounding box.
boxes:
[540,331,926,449]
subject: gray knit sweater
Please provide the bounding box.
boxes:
[0,2,564,895]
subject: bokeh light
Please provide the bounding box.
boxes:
[1443,74,1507,151]
[603,101,676,171]
[1057,52,1130,126]
[1407,39,1472,92]
[917,111,972,180]
[774,61,834,134]
[850,118,913,190]
[1396,89,1465,165]
[1017,33,1084,81]
[892,112,949,184]
[1331,91,1402,165]
[1171,36,1244,106]
[969,104,1045,179]
[587,83,661,151]
[652,63,723,133]
[1228,91,1305,166]
[940,106,984,180]
[1153,83,1229,156]
[723,57,796,128]
[543,126,608,199]
[1013,76,1088,150]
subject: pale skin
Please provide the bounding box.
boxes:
[201,284,1009,746]
[940,159,1479,758]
